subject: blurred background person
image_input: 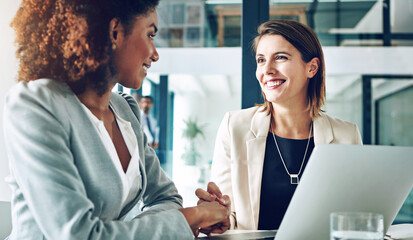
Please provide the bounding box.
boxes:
[139,96,160,149]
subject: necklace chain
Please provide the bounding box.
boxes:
[271,123,313,184]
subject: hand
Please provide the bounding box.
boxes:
[195,182,231,236]
[149,142,159,149]
[196,182,226,205]
[179,201,230,237]
[198,220,230,236]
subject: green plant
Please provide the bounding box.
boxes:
[182,118,205,140]
[181,118,206,166]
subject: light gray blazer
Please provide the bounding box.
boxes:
[3,79,193,239]
[211,106,363,230]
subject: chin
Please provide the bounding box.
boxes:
[135,82,143,90]
[122,76,144,90]
[265,95,281,103]
[128,81,143,90]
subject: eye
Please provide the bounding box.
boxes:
[148,33,156,39]
[275,55,288,60]
[256,58,265,63]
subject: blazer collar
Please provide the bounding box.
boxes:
[250,107,334,145]
[250,106,271,138]
[247,106,271,229]
[313,112,334,145]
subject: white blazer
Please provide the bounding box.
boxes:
[210,106,362,230]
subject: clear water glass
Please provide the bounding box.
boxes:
[330,212,384,240]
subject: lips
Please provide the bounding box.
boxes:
[142,64,151,73]
[265,79,285,88]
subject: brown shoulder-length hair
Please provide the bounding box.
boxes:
[253,20,326,119]
[11,0,159,95]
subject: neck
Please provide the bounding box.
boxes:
[271,102,312,139]
[75,85,114,120]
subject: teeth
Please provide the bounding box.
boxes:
[143,65,148,73]
[267,81,283,87]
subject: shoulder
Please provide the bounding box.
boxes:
[5,79,73,116]
[220,106,268,136]
[316,112,362,144]
[225,106,264,124]
[6,79,70,103]
[4,79,74,138]
[319,112,357,130]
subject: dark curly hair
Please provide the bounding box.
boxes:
[11,0,160,95]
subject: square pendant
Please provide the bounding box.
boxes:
[290,174,299,184]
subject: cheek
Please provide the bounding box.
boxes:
[124,44,142,65]
[256,68,262,81]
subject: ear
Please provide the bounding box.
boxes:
[306,57,320,79]
[109,18,125,48]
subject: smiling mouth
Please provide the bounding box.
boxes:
[266,80,285,88]
[142,64,150,73]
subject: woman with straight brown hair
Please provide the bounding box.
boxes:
[197,20,362,230]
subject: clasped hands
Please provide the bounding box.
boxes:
[194,182,231,237]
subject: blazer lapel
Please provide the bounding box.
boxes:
[313,112,334,145]
[246,107,271,229]
[109,93,147,218]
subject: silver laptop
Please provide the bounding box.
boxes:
[275,144,413,239]
[200,144,413,240]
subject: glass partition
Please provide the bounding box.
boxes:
[324,74,363,132]
[373,79,413,223]
[155,0,413,47]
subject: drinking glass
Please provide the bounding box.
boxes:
[330,212,384,240]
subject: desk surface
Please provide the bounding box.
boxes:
[197,225,413,240]
[197,230,277,240]
[386,224,413,240]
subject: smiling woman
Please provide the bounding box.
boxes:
[203,20,363,231]
[3,0,230,239]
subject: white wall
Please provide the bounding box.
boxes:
[152,47,413,76]
[0,1,20,201]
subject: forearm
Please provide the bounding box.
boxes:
[179,207,204,231]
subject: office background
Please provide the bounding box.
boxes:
[1,0,412,225]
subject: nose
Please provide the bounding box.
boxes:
[151,49,159,62]
[263,61,275,75]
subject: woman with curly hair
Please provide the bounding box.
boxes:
[4,0,230,239]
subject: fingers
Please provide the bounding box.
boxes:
[197,199,204,205]
[207,182,222,199]
[193,228,200,237]
[210,226,228,234]
[217,194,230,207]
[195,188,217,202]
[199,226,213,236]
[195,182,229,216]
[200,222,230,235]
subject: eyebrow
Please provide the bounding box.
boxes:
[151,23,158,33]
[256,51,292,57]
